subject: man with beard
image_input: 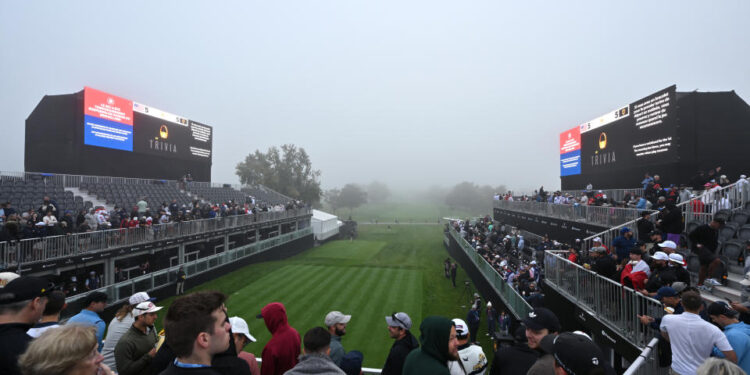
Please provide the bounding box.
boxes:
[588,246,617,280]
[382,312,419,375]
[325,311,351,366]
[114,301,162,375]
[639,252,676,297]
[403,316,458,375]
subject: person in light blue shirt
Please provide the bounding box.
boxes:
[708,301,750,374]
[66,291,108,351]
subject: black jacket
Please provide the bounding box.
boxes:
[382,330,420,375]
[490,343,538,375]
[0,323,33,375]
[637,218,655,241]
[689,224,719,252]
[592,255,617,280]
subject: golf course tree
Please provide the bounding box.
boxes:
[324,188,342,214]
[235,144,322,205]
[445,181,506,212]
[366,181,391,204]
[336,183,367,216]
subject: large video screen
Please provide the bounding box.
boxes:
[559,85,676,176]
[83,87,212,161]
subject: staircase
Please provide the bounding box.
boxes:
[66,187,114,212]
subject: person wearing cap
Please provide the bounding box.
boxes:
[591,237,608,254]
[707,302,750,373]
[447,318,487,375]
[612,227,636,265]
[258,302,301,375]
[539,332,610,375]
[402,316,457,375]
[486,302,497,337]
[382,312,419,375]
[638,251,676,297]
[523,308,561,375]
[588,247,617,280]
[490,326,537,375]
[325,311,351,366]
[638,286,683,333]
[67,290,108,351]
[230,316,260,375]
[27,290,66,338]
[660,291,737,375]
[689,218,725,289]
[114,301,162,375]
[284,326,346,375]
[340,351,364,375]
[668,252,691,285]
[620,248,651,290]
[0,276,50,375]
[102,291,156,369]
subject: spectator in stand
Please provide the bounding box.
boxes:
[707,302,750,373]
[85,209,98,231]
[160,291,231,375]
[490,326,537,375]
[613,227,636,264]
[447,318,487,375]
[690,218,725,289]
[137,197,148,217]
[639,252,674,297]
[102,291,156,370]
[42,210,58,227]
[642,173,654,190]
[402,316,457,375]
[284,326,345,375]
[229,316,260,375]
[566,245,578,263]
[658,204,683,245]
[67,291,108,351]
[382,312,419,375]
[669,253,691,285]
[621,248,650,290]
[340,351,364,375]
[258,302,301,375]
[325,311,351,366]
[541,331,610,375]
[586,246,617,280]
[19,324,115,375]
[660,291,737,375]
[38,196,57,218]
[637,211,655,240]
[114,301,162,375]
[0,276,50,375]
[27,290,65,338]
[524,308,561,375]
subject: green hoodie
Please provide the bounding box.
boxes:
[402,316,454,375]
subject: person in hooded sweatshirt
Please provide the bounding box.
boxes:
[402,316,458,375]
[283,327,345,375]
[259,302,301,375]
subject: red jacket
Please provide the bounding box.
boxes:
[620,263,648,290]
[260,302,301,375]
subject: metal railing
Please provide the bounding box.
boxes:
[544,250,663,350]
[1,208,311,269]
[623,338,662,375]
[561,188,644,203]
[582,180,750,251]
[493,199,645,228]
[63,227,313,309]
[449,227,532,320]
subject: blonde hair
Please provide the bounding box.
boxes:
[115,303,134,321]
[696,358,745,375]
[19,325,97,375]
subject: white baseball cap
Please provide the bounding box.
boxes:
[593,237,602,243]
[229,316,256,342]
[129,292,155,305]
[325,311,351,326]
[653,251,670,261]
[658,241,677,250]
[133,301,162,317]
[452,318,469,336]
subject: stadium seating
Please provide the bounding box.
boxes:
[0,174,91,214]
[186,185,248,205]
[80,182,191,212]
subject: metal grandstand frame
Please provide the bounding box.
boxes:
[493,199,649,228]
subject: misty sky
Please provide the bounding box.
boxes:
[1,1,748,193]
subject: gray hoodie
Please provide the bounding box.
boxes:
[283,353,346,375]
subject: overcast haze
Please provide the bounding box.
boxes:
[1,1,748,193]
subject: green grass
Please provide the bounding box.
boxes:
[327,201,478,223]
[154,224,494,368]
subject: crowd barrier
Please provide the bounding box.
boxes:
[493,199,645,228]
[582,181,750,251]
[1,208,311,269]
[544,250,666,374]
[448,227,533,320]
[561,188,644,203]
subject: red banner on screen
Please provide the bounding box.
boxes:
[83,87,133,126]
[559,126,581,154]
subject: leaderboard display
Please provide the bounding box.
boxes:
[559,85,677,176]
[83,87,212,161]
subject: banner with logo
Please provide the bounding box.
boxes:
[83,87,134,151]
[559,126,581,176]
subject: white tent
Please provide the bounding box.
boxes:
[312,209,340,241]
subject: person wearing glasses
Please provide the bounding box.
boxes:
[382,312,419,375]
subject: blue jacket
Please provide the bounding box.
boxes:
[67,309,106,351]
[714,322,750,374]
[612,236,636,261]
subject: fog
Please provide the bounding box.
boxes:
[1,1,748,194]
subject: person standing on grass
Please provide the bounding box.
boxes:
[382,312,419,375]
[258,302,301,375]
[176,267,186,296]
[325,311,351,366]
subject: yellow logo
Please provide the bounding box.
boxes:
[159,125,169,139]
[598,132,607,150]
